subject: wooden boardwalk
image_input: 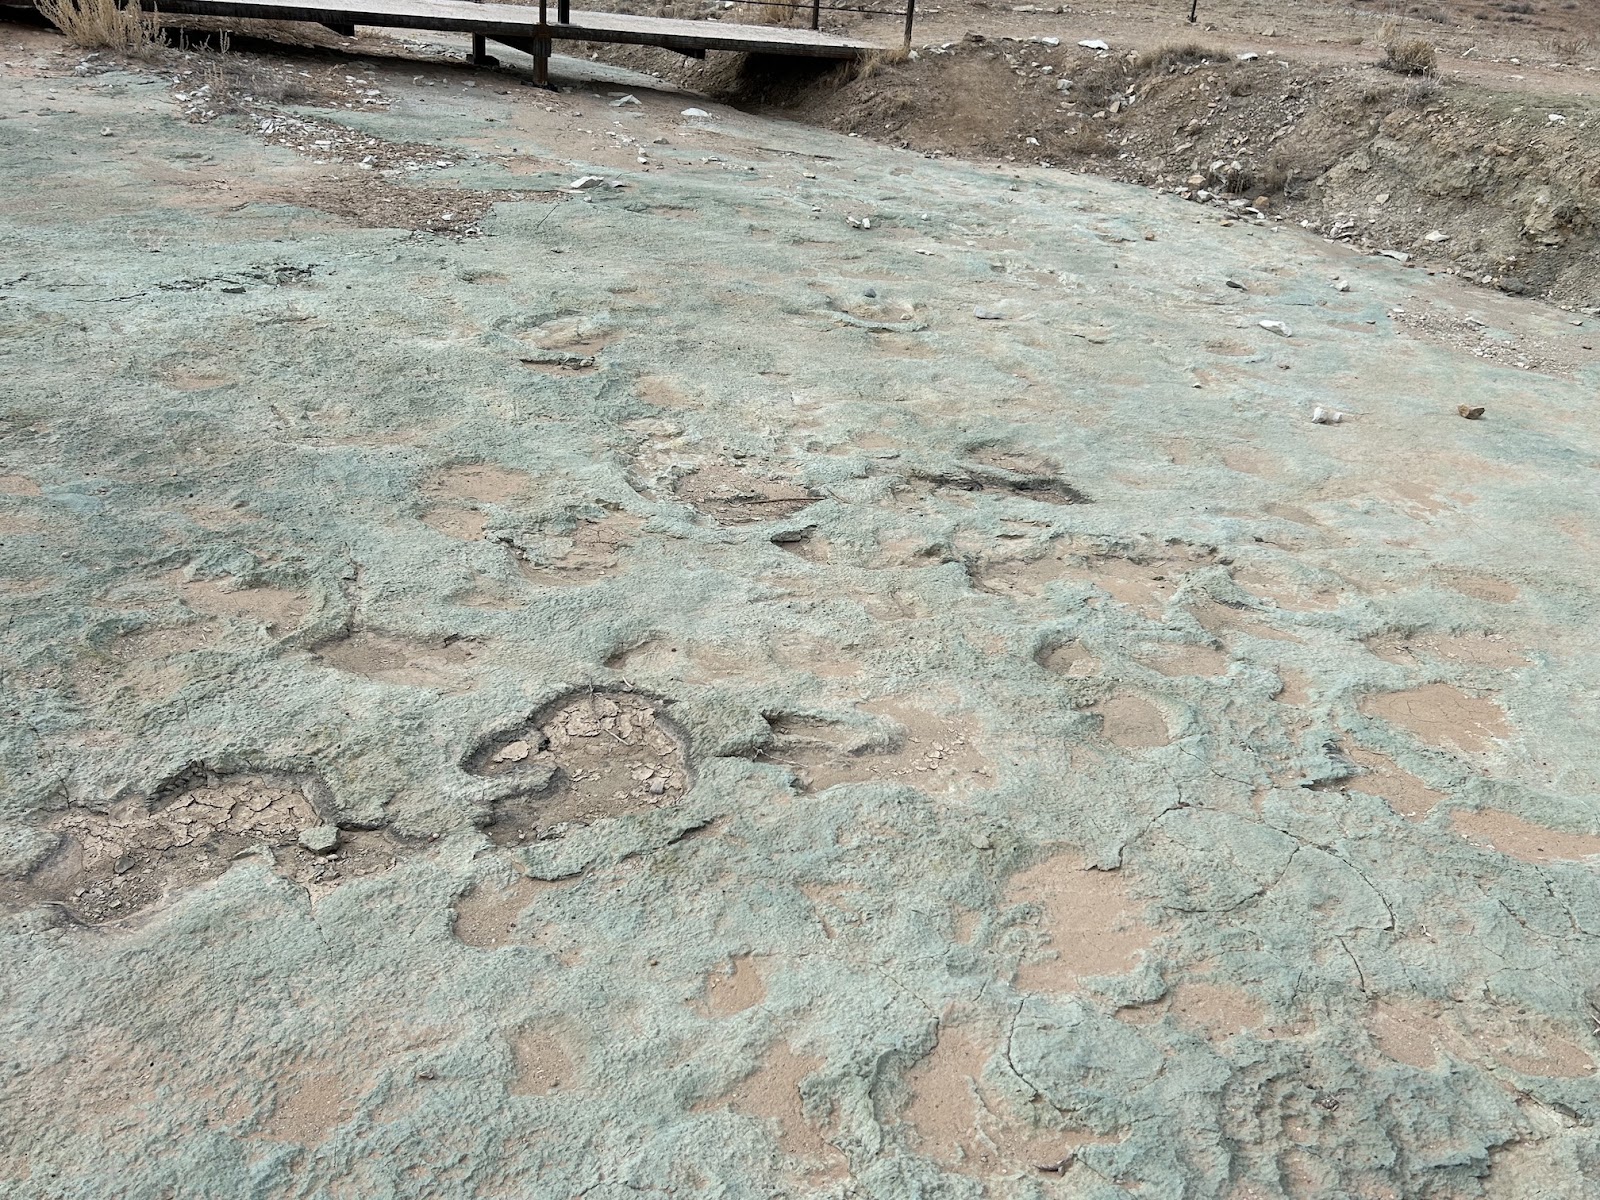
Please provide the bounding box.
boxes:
[134,0,888,72]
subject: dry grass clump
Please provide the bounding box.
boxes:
[37,0,162,55]
[1382,37,1437,75]
[1147,42,1233,69]
[852,44,910,81]
[745,0,807,27]
[1547,35,1592,65]
[196,50,317,111]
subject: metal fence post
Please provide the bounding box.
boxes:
[810,0,819,31]
[902,0,914,51]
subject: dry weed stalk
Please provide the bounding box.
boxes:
[37,0,162,55]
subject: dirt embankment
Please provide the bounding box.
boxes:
[589,22,1599,310]
[704,43,1598,309]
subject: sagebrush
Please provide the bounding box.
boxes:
[37,0,162,54]
[1382,38,1437,75]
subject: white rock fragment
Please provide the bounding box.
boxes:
[1078,39,1110,50]
[610,94,640,107]
[495,739,532,763]
[569,175,604,189]
[1259,319,1292,337]
[680,107,710,118]
[1311,406,1343,424]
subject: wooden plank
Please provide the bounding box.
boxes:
[136,0,882,57]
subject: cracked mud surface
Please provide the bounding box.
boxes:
[4,23,1600,1200]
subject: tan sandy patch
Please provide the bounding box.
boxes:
[1118,980,1265,1042]
[1451,809,1600,863]
[1436,570,1519,604]
[636,374,696,409]
[606,636,753,683]
[771,635,860,678]
[974,548,1187,610]
[902,1027,1109,1175]
[774,528,831,564]
[159,369,236,392]
[515,511,641,586]
[314,631,483,692]
[701,955,766,1018]
[257,1073,357,1144]
[1137,642,1230,677]
[1367,998,1440,1069]
[1009,856,1155,991]
[1092,693,1170,750]
[1345,748,1447,821]
[759,699,992,794]
[453,875,549,949]
[508,1025,582,1096]
[1219,447,1287,480]
[1190,600,1302,643]
[421,505,487,541]
[424,462,533,505]
[674,463,817,526]
[1166,982,1265,1038]
[1366,631,1527,670]
[1367,998,1594,1078]
[1361,684,1510,754]
[1037,641,1099,677]
[1232,563,1344,611]
[696,1042,843,1175]
[172,574,309,631]
[1275,669,1311,706]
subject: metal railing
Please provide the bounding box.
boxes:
[706,0,915,45]
[519,0,915,48]
[472,0,909,83]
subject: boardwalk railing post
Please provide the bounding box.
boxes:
[558,0,569,23]
[810,0,818,31]
[537,0,552,83]
[902,0,914,52]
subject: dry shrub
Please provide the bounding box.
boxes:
[755,0,804,25]
[1057,124,1110,157]
[1547,35,1592,64]
[1147,42,1233,69]
[1382,38,1437,75]
[1399,76,1441,107]
[37,0,162,54]
[197,50,317,110]
[852,44,909,82]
